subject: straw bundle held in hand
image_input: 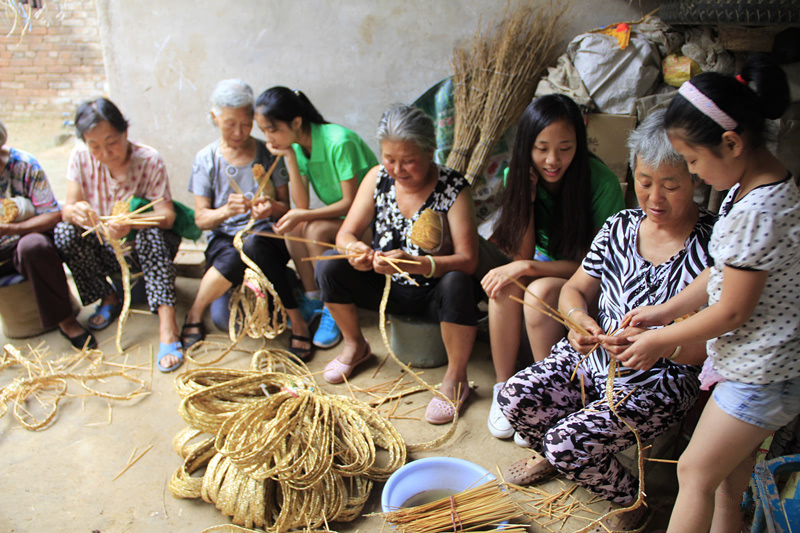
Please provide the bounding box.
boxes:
[0,198,19,223]
[464,0,569,184]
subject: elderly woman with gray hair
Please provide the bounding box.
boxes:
[495,110,715,531]
[182,79,314,358]
[315,104,480,424]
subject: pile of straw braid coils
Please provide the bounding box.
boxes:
[169,349,407,531]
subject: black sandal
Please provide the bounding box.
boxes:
[59,327,98,350]
[181,320,206,350]
[288,333,313,361]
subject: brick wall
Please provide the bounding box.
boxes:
[0,0,107,119]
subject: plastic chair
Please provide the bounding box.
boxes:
[749,453,800,533]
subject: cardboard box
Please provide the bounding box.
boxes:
[586,113,638,184]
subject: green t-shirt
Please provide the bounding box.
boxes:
[502,157,625,260]
[292,122,378,206]
[535,157,624,259]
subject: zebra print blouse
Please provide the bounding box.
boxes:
[581,207,716,383]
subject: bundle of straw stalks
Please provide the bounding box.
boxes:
[379,480,527,532]
[446,0,570,184]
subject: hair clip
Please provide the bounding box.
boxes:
[735,74,748,86]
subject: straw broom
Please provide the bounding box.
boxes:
[445,21,495,174]
[464,0,570,185]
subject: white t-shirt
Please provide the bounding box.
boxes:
[707,175,800,384]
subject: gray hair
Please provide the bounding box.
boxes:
[210,79,254,117]
[627,109,686,175]
[0,119,6,148]
[376,104,436,152]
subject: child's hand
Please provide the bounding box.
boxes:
[625,304,673,328]
[599,325,647,357]
[615,329,675,370]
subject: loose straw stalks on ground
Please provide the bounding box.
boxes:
[0,343,150,430]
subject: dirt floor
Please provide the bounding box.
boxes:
[0,118,680,532]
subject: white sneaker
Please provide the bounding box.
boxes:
[514,431,530,448]
[488,382,514,439]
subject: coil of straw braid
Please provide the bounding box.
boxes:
[169,352,406,531]
[228,219,288,342]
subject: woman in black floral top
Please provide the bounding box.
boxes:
[315,104,480,424]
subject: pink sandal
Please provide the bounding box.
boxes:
[424,383,470,424]
[323,341,371,384]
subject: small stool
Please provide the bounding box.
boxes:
[0,274,53,338]
[388,314,448,368]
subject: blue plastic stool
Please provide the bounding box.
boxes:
[750,453,800,533]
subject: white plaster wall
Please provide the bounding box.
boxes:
[96,0,658,204]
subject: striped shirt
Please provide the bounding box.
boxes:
[581,207,716,386]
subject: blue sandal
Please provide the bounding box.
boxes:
[157,341,184,373]
[87,302,122,331]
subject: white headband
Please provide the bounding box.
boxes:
[678,81,738,131]
[678,81,739,131]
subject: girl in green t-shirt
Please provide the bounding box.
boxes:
[481,94,624,440]
[254,87,378,349]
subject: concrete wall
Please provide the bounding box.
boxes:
[96,0,658,204]
[1,0,106,119]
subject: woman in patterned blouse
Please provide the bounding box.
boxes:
[315,104,480,424]
[0,120,94,349]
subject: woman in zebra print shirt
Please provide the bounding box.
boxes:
[496,110,715,532]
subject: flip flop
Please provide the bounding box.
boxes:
[323,341,371,384]
[87,302,122,331]
[424,383,470,425]
[180,319,206,350]
[503,452,557,486]
[288,333,313,361]
[157,341,184,373]
[58,327,98,350]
